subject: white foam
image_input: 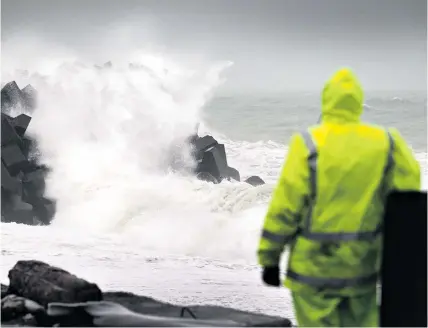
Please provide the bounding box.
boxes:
[2,48,277,260]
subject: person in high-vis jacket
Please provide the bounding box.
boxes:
[257,68,421,327]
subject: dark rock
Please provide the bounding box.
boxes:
[12,114,32,138]
[30,198,56,225]
[2,144,29,176]
[192,139,241,184]
[196,172,219,184]
[46,301,246,327]
[1,81,37,113]
[22,169,47,201]
[1,86,56,225]
[192,136,218,157]
[102,291,292,327]
[1,207,35,225]
[8,260,103,307]
[2,284,9,298]
[2,113,22,147]
[42,291,292,327]
[244,176,265,187]
[1,313,39,327]
[1,294,45,323]
[1,161,22,194]
[1,81,25,112]
[196,147,227,182]
[225,166,240,182]
[189,133,263,186]
[1,191,15,219]
[20,136,35,159]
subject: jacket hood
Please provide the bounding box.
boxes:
[321,68,364,123]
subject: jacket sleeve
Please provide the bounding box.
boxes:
[257,133,310,267]
[388,128,421,191]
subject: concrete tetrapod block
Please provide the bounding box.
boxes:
[2,144,28,176]
[1,160,21,193]
[196,172,219,184]
[4,209,35,225]
[1,81,25,112]
[22,169,47,200]
[192,135,218,151]
[196,146,227,183]
[12,114,32,137]
[31,198,56,225]
[210,145,229,177]
[1,113,22,147]
[225,166,240,182]
[1,194,34,224]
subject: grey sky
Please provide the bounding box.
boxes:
[1,0,427,93]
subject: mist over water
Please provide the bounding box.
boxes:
[2,37,284,263]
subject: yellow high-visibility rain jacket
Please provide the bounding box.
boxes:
[257,68,421,296]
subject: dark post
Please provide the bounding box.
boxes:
[380,191,427,327]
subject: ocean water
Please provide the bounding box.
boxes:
[1,58,427,323]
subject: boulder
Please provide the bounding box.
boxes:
[7,260,103,307]
[1,294,44,323]
[244,176,265,187]
[2,283,9,298]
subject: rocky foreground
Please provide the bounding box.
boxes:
[1,260,292,327]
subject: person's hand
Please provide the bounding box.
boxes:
[262,266,280,287]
